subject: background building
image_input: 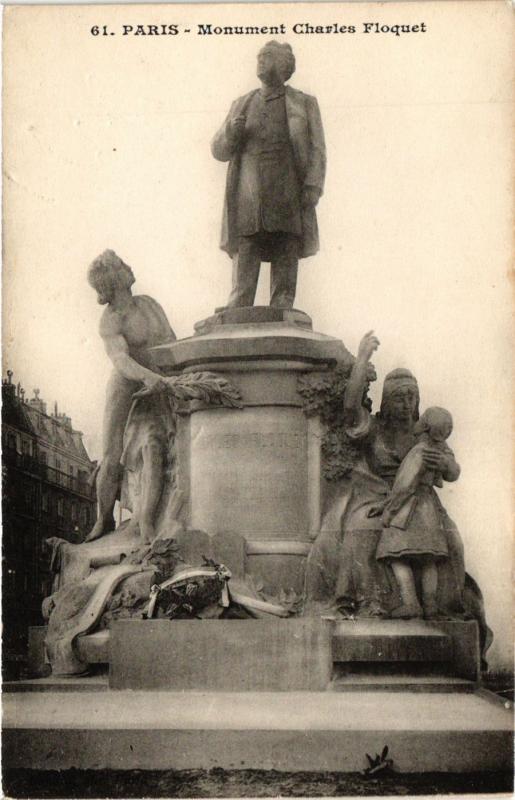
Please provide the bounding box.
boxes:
[2,371,97,677]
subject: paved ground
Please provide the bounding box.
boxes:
[3,767,514,798]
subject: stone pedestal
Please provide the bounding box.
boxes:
[152,307,352,595]
[110,618,333,691]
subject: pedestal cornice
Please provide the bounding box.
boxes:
[151,306,352,373]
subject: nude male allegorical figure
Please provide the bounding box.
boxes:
[85,250,176,543]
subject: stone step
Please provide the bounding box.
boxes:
[3,671,109,693]
[330,674,476,693]
[3,689,512,773]
[16,667,474,694]
[330,660,476,692]
[4,669,476,695]
[332,620,451,663]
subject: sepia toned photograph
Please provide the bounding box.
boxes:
[2,2,513,797]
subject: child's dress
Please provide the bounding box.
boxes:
[376,438,451,562]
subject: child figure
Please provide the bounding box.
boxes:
[376,406,460,619]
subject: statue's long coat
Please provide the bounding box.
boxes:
[211,85,326,259]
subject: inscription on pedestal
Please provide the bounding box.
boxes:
[190,408,308,539]
[216,432,304,452]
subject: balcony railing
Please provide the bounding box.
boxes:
[3,449,38,473]
[3,449,94,498]
[42,465,93,497]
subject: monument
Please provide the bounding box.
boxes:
[37,232,492,681]
[6,40,512,783]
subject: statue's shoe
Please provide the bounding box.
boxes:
[391,602,423,619]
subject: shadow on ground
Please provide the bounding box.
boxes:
[3,768,513,798]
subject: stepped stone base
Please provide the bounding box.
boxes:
[3,688,512,773]
[29,618,481,687]
[14,618,512,774]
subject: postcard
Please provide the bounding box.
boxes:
[2,2,513,796]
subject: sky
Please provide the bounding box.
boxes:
[3,2,513,669]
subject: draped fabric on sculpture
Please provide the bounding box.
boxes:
[332,412,467,617]
[304,337,492,662]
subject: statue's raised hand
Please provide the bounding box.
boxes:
[357,330,380,363]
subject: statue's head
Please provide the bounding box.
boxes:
[87,250,135,305]
[415,406,453,442]
[379,368,420,424]
[257,41,295,85]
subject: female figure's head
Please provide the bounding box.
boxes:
[379,368,420,425]
[415,406,453,442]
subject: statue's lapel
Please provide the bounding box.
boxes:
[284,85,306,121]
[285,86,308,175]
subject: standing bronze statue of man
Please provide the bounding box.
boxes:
[212,41,326,309]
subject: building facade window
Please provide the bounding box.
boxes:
[2,375,97,673]
[21,481,37,516]
[5,568,17,594]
